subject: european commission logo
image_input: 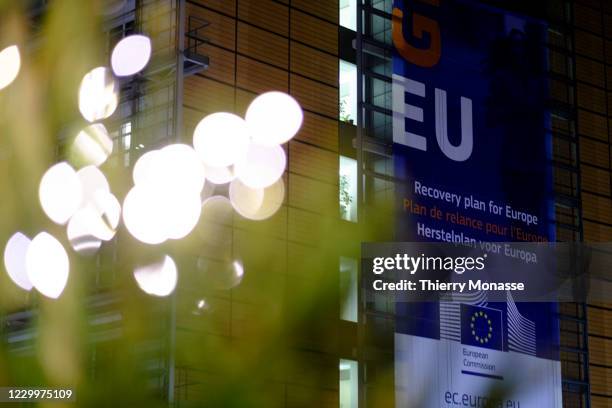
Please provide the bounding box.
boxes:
[460,304,503,351]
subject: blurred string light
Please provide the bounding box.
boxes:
[0,45,20,91]
[111,35,152,77]
[4,232,33,291]
[78,67,118,123]
[6,37,302,298]
[25,232,69,299]
[71,123,113,167]
[133,255,177,297]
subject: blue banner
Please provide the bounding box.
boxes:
[392,1,562,406]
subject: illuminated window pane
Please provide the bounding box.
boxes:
[340,256,358,322]
[339,156,358,222]
[340,359,358,408]
[120,121,132,167]
[340,0,357,31]
[339,60,357,125]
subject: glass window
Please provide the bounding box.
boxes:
[339,0,357,31]
[120,121,132,167]
[339,156,358,222]
[339,60,357,125]
[340,359,358,408]
[340,256,358,322]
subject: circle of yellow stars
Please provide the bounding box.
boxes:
[471,310,493,344]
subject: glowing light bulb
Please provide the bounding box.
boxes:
[134,255,177,297]
[3,232,33,291]
[111,34,152,77]
[71,123,113,167]
[0,45,20,91]
[245,91,303,146]
[39,162,83,225]
[78,67,118,122]
[234,142,286,188]
[25,232,69,299]
[193,112,250,167]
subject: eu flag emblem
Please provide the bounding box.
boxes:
[460,304,503,351]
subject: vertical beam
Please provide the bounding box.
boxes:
[355,0,365,406]
[174,0,185,143]
[566,0,590,406]
[168,0,185,403]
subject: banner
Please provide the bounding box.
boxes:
[391,0,562,406]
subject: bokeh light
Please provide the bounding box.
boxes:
[230,178,285,220]
[204,164,235,185]
[78,67,118,122]
[89,190,121,241]
[193,112,250,167]
[245,91,303,146]
[124,145,205,244]
[0,45,21,91]
[162,191,202,240]
[132,149,161,187]
[160,144,206,194]
[122,185,167,245]
[67,208,102,256]
[3,232,33,291]
[39,162,83,225]
[111,34,152,77]
[196,257,244,290]
[133,255,177,297]
[234,143,286,188]
[133,145,205,194]
[77,165,110,205]
[69,190,121,248]
[122,183,200,244]
[229,179,264,218]
[25,232,69,299]
[196,196,233,246]
[71,123,113,167]
[192,298,209,315]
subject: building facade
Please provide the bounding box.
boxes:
[1,0,612,407]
